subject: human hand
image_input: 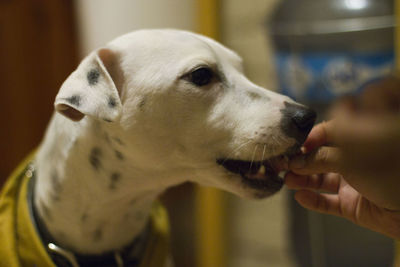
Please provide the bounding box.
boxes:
[285,76,400,239]
[285,171,400,239]
[285,121,400,239]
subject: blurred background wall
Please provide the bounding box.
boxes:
[0,0,78,186]
[74,0,195,56]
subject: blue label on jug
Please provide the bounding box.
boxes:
[275,51,394,102]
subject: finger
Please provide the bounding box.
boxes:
[289,146,341,175]
[285,172,340,193]
[334,114,400,145]
[359,76,400,114]
[302,121,336,153]
[294,190,342,217]
[330,96,358,116]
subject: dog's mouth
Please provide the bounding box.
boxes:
[216,154,291,197]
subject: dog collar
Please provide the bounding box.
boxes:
[27,165,151,267]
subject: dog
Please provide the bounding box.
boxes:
[0,29,316,267]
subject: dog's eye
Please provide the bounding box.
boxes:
[189,67,214,86]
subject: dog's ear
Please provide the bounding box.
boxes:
[55,48,123,122]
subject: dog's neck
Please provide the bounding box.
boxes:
[34,114,172,255]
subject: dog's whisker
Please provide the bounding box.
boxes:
[249,144,258,172]
[220,140,253,165]
[261,144,267,162]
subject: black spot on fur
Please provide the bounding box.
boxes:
[109,172,121,190]
[114,150,124,161]
[51,170,62,193]
[247,91,271,101]
[66,95,81,107]
[108,96,117,108]
[135,211,146,220]
[93,228,103,242]
[50,170,61,201]
[89,147,102,170]
[113,137,125,146]
[130,197,137,205]
[104,133,111,144]
[247,91,261,100]
[81,213,88,222]
[87,69,100,85]
[49,192,60,202]
[138,97,146,110]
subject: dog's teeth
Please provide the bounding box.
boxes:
[258,165,266,174]
[278,171,287,179]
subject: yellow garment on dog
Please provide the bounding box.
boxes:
[0,152,170,267]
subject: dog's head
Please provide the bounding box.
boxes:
[54,29,315,199]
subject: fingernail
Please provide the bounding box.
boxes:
[290,155,306,169]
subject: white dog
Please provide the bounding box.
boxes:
[1,29,316,266]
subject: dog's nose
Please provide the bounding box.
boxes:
[280,102,317,144]
[291,107,316,132]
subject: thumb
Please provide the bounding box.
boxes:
[289,146,342,175]
[302,120,337,153]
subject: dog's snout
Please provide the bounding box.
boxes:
[281,102,316,143]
